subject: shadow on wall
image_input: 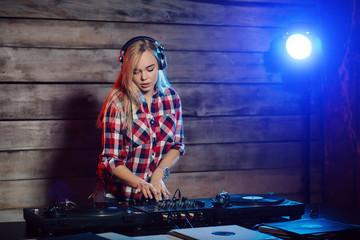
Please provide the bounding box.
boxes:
[46,91,102,205]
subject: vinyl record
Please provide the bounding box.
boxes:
[230,194,285,206]
[263,218,360,235]
[57,202,132,217]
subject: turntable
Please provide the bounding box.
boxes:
[23,201,146,236]
[210,193,305,225]
[23,192,305,236]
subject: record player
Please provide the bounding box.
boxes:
[210,192,305,225]
[23,201,147,236]
[23,192,305,236]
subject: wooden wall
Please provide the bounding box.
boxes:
[0,0,322,210]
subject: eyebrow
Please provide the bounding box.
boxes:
[146,64,155,69]
[134,64,155,71]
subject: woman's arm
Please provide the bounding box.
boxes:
[150,91,185,201]
[150,148,180,201]
[100,97,158,200]
[112,165,158,199]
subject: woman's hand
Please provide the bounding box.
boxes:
[150,178,170,202]
[150,168,171,202]
[135,178,158,200]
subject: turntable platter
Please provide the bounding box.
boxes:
[70,207,133,217]
[231,194,285,205]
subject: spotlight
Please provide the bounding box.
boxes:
[264,23,322,76]
[286,33,312,60]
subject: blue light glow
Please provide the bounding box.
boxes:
[286,34,312,60]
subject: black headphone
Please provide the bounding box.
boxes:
[119,36,167,70]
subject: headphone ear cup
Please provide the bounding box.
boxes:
[119,51,124,62]
[158,52,167,70]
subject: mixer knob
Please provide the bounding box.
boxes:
[162,213,169,222]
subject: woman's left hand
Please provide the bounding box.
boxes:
[150,177,170,202]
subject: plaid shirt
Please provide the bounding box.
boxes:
[97,87,185,201]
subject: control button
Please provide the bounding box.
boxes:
[162,213,169,222]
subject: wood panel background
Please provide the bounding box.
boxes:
[0,0,323,210]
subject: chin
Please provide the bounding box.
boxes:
[141,88,150,93]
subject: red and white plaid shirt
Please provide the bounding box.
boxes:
[97,87,185,201]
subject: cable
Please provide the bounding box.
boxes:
[168,219,179,229]
[185,217,194,228]
[172,188,181,200]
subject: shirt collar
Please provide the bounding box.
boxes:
[139,87,160,103]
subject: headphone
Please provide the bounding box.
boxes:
[119,36,167,70]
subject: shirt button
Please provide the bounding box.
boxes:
[150,119,155,125]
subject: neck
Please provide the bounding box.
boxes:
[143,90,154,110]
[143,89,154,101]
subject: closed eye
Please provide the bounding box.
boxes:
[146,64,155,72]
[133,64,156,75]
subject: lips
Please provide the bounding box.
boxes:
[141,83,151,88]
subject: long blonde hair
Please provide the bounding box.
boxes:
[97,39,171,130]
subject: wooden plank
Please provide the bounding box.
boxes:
[0,116,310,151]
[0,84,110,120]
[0,83,305,120]
[184,115,308,144]
[0,177,96,209]
[0,47,281,83]
[178,84,306,117]
[0,149,100,181]
[284,191,322,205]
[166,169,304,199]
[0,120,101,151]
[0,19,278,52]
[0,48,121,83]
[281,192,305,203]
[0,169,304,209]
[169,51,282,83]
[309,142,323,194]
[0,209,23,222]
[309,192,322,204]
[177,141,320,172]
[0,141,312,180]
[0,0,315,27]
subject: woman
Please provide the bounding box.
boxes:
[92,36,185,203]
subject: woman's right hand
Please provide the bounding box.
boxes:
[135,178,158,199]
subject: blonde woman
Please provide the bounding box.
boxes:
[91,37,185,203]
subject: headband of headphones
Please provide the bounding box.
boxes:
[118,36,167,70]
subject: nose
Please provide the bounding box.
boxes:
[141,71,148,81]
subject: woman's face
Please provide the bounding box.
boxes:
[132,50,159,98]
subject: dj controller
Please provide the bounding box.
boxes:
[23,192,305,236]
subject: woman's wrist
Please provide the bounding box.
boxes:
[134,177,146,189]
[152,167,165,181]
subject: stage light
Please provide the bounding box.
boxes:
[285,33,312,60]
[264,24,322,76]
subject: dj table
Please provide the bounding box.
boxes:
[23,192,305,237]
[2,193,360,240]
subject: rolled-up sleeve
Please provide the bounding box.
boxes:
[99,101,127,174]
[171,94,185,155]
